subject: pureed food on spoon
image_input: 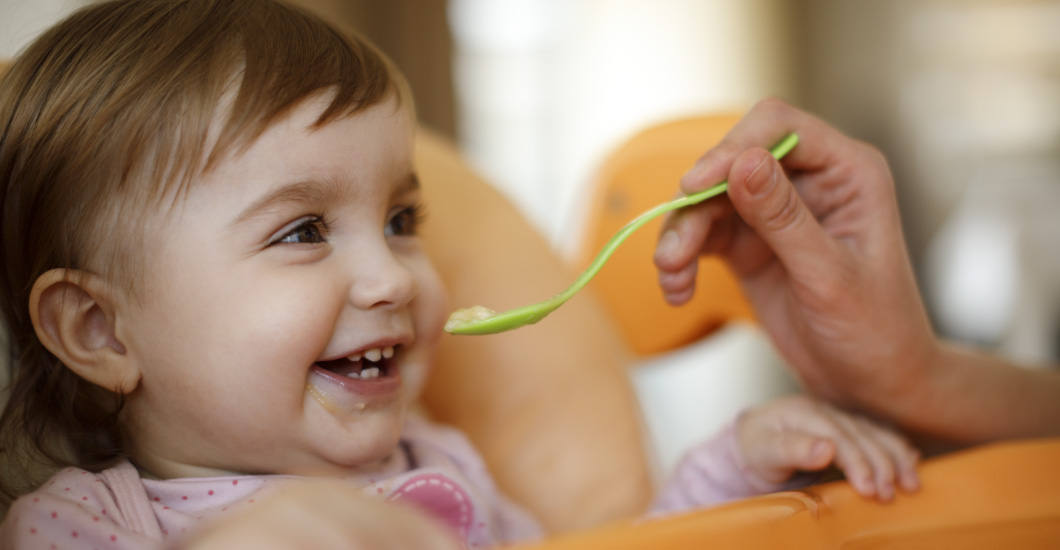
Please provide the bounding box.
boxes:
[444,305,498,332]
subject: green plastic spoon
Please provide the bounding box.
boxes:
[445,132,799,336]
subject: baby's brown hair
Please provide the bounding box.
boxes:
[0,0,406,508]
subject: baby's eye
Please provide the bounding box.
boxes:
[274,216,329,245]
[385,204,425,237]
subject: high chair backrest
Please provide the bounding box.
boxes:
[576,114,754,356]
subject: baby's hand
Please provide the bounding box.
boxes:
[182,481,462,550]
[736,395,920,501]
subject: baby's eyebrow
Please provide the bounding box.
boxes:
[392,172,421,199]
[232,172,419,226]
[232,178,342,225]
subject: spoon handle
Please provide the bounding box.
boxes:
[556,133,799,303]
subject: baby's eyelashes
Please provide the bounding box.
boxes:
[267,202,423,246]
[273,215,331,245]
[385,203,425,237]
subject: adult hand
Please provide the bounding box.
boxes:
[653,98,937,421]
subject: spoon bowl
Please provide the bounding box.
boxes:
[445,133,799,336]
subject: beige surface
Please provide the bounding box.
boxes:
[416,128,652,533]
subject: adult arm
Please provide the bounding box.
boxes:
[653,98,1060,445]
[909,343,1060,442]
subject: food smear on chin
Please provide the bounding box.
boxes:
[304,379,367,415]
[306,381,340,413]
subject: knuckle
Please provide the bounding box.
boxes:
[854,415,882,433]
[856,141,887,166]
[687,140,741,181]
[658,268,693,290]
[842,450,870,474]
[809,263,855,311]
[751,96,791,117]
[787,394,815,409]
[876,465,897,486]
[873,451,896,476]
[854,141,895,186]
[707,139,743,164]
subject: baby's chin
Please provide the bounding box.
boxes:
[294,394,408,473]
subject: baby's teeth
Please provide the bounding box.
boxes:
[361,367,380,379]
[382,346,394,359]
[348,353,362,361]
[346,371,361,379]
[364,348,382,362]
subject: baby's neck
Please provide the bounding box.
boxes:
[128,446,408,481]
[130,456,247,481]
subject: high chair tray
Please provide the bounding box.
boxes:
[520,438,1060,550]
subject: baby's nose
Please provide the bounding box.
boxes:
[348,252,417,310]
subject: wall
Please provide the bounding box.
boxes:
[0,0,90,58]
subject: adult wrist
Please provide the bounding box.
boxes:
[855,334,944,434]
[884,338,950,438]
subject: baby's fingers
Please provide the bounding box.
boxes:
[817,426,880,499]
[829,412,922,501]
[853,416,921,493]
[830,413,898,500]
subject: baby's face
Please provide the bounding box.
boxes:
[118,94,448,478]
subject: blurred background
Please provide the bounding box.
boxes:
[3,0,1058,477]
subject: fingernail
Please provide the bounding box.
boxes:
[745,154,776,197]
[656,230,680,261]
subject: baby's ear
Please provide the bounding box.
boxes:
[29,269,140,394]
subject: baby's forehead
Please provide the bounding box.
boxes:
[210,92,411,171]
[167,87,407,197]
[182,94,414,204]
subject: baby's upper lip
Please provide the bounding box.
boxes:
[317,335,412,362]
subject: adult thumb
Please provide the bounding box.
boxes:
[726,149,835,277]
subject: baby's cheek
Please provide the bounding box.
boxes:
[223,283,340,393]
[416,261,450,347]
[403,258,447,399]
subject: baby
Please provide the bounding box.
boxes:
[0,1,919,549]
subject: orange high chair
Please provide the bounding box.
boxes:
[520,438,1060,549]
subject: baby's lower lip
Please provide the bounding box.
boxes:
[306,364,402,412]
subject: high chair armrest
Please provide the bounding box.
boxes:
[518,437,1060,549]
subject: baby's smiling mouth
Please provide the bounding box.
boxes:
[315,345,396,380]
[305,344,405,413]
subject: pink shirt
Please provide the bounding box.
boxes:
[0,415,780,549]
